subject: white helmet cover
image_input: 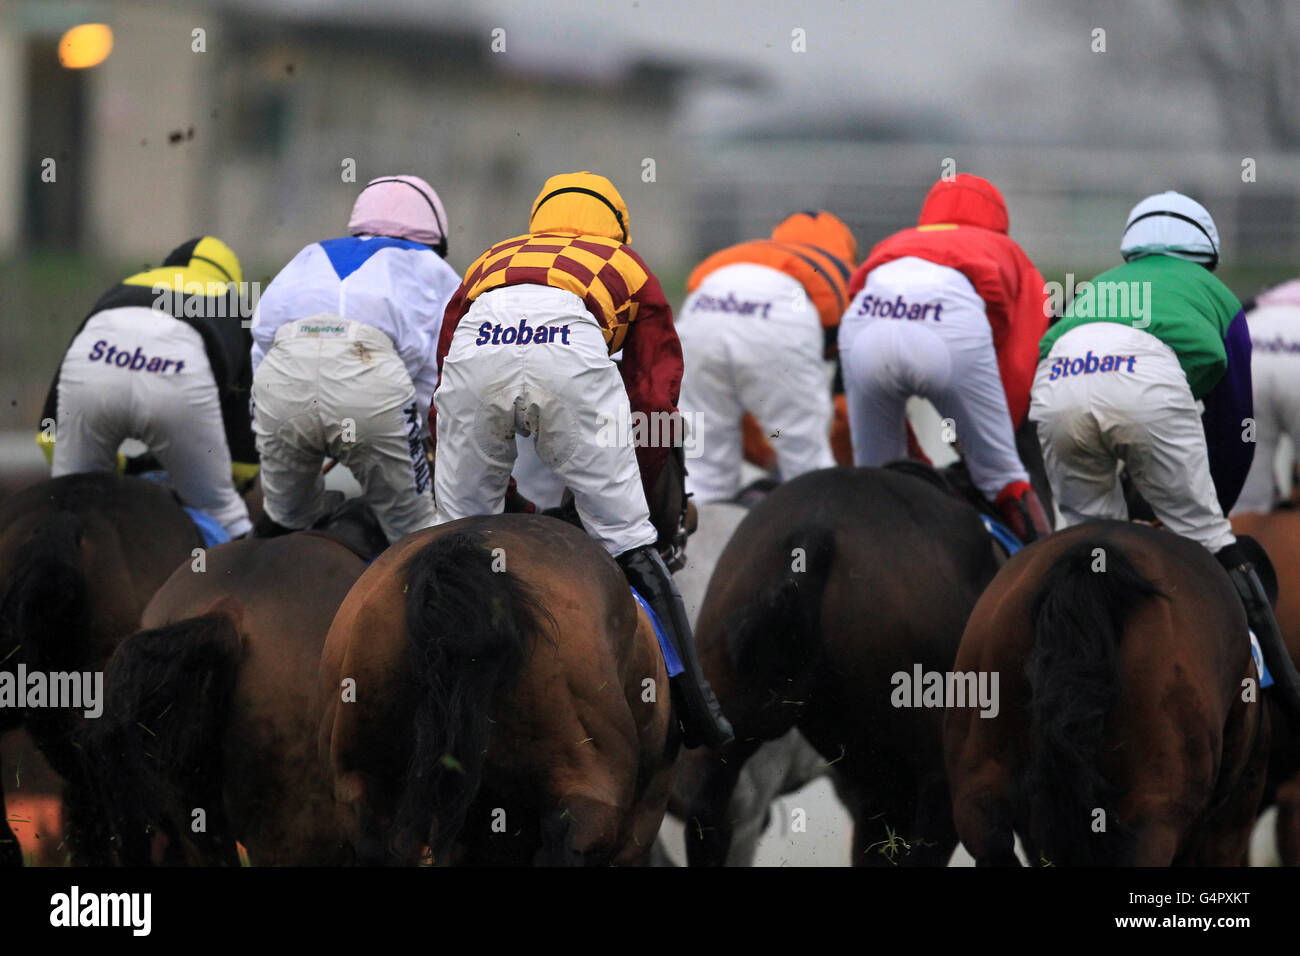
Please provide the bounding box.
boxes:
[1120,191,1220,270]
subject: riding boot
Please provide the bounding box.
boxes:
[251,510,295,539]
[616,544,735,749]
[994,480,1053,544]
[1215,544,1300,725]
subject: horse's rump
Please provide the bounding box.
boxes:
[86,611,245,865]
[949,521,1266,867]
[1022,537,1164,865]
[88,531,367,865]
[0,474,203,864]
[321,515,675,865]
[392,529,553,861]
[685,466,999,866]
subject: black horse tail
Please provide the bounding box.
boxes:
[1024,539,1161,866]
[0,511,87,681]
[723,524,836,690]
[86,613,244,865]
[393,531,549,863]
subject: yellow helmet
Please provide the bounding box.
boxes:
[161,236,243,285]
[529,172,630,243]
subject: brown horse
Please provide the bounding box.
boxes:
[83,508,382,865]
[318,514,677,865]
[947,521,1270,866]
[680,466,1003,866]
[0,473,204,865]
[1232,508,1300,865]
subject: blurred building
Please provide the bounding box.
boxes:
[689,125,1300,279]
[1,0,1297,280]
[0,0,757,275]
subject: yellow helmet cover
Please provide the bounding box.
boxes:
[529,172,630,243]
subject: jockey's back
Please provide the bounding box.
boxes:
[847,175,1047,426]
[676,211,858,501]
[248,174,456,544]
[1236,279,1300,512]
[40,236,256,536]
[41,237,255,470]
[687,211,858,332]
[838,174,1052,540]
[432,170,733,748]
[252,234,460,424]
[437,172,679,484]
[1040,253,1241,402]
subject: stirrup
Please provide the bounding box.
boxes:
[1221,558,1300,724]
[617,545,734,748]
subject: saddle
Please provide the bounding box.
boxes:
[300,494,390,564]
[539,492,696,571]
[883,458,1024,556]
[884,458,1004,524]
[734,476,780,509]
[134,468,232,548]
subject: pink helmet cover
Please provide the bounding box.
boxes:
[347,175,448,250]
[1255,278,1300,310]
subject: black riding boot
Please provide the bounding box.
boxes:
[252,511,295,539]
[617,544,734,749]
[1216,543,1300,724]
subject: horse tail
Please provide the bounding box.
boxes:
[86,613,244,865]
[724,524,836,686]
[0,511,87,679]
[1024,539,1161,865]
[393,531,549,862]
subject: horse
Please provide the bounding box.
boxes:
[1231,508,1300,865]
[946,520,1271,866]
[0,472,205,865]
[317,514,678,865]
[680,466,1004,866]
[83,511,381,865]
[652,495,846,867]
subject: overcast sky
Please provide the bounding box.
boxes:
[242,0,1231,146]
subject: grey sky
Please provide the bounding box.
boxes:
[239,0,1228,145]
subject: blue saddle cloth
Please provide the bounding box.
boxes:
[183,507,231,548]
[1249,631,1274,688]
[630,588,684,678]
[979,513,1024,556]
[137,471,231,548]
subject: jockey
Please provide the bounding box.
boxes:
[432,171,733,749]
[677,211,858,502]
[1031,190,1300,719]
[1234,278,1300,513]
[39,236,256,537]
[249,174,459,543]
[838,173,1053,541]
